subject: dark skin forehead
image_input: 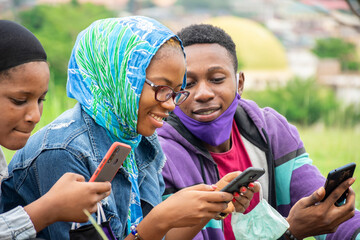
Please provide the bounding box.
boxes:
[0,65,24,82]
[0,62,47,83]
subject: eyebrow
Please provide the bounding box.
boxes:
[15,90,48,96]
[186,66,225,76]
[207,66,225,72]
[151,77,183,89]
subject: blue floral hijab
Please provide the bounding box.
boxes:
[66,16,186,234]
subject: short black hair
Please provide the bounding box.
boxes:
[177,24,238,73]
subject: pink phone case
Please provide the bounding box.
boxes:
[89,142,131,182]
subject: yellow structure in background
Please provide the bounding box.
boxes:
[206,16,289,71]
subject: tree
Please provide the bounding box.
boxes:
[18,3,116,86]
[312,37,360,71]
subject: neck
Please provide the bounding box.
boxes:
[204,132,232,153]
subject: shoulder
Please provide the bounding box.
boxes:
[239,99,304,160]
[239,99,291,128]
[8,104,94,171]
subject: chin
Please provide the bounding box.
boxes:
[137,127,156,137]
[2,141,27,151]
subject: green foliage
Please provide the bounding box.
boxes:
[244,77,360,127]
[298,126,360,217]
[18,3,116,86]
[312,38,360,71]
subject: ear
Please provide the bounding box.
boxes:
[237,71,245,96]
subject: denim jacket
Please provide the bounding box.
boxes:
[0,103,166,240]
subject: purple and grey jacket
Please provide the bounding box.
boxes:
[157,99,360,240]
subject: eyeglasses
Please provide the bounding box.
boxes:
[145,78,190,106]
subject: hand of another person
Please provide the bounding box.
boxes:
[42,172,112,223]
[156,184,233,228]
[231,181,260,213]
[286,178,356,239]
[24,172,111,232]
[215,171,260,213]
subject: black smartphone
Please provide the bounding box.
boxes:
[89,142,131,182]
[220,167,265,193]
[321,162,356,205]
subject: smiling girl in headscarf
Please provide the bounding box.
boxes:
[2,16,234,239]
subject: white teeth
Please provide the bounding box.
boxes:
[198,110,215,115]
[150,113,163,122]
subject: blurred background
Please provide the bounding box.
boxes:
[1,0,359,218]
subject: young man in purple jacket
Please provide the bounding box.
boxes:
[157,24,359,240]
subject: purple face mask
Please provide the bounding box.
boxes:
[173,93,241,146]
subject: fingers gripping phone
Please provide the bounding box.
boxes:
[321,162,356,206]
[220,167,265,193]
[89,142,131,182]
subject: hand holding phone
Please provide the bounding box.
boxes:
[89,142,131,182]
[220,167,265,193]
[321,162,356,206]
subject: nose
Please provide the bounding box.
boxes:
[161,97,176,112]
[25,102,42,124]
[194,80,215,102]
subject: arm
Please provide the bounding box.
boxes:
[124,184,233,240]
[0,206,36,240]
[259,106,360,239]
[164,173,260,240]
[1,149,100,239]
[24,172,111,232]
[286,178,356,239]
[276,153,359,240]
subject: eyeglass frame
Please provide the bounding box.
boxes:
[145,78,190,106]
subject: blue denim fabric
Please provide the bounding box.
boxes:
[0,103,166,240]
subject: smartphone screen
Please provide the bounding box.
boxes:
[220,167,265,193]
[321,162,356,205]
[89,142,131,182]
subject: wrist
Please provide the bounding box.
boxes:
[130,224,144,240]
[24,195,57,232]
[136,207,171,239]
[285,217,302,240]
[284,228,300,240]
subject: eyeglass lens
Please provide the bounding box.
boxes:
[156,86,188,105]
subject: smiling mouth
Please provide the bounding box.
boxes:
[196,109,217,115]
[150,113,164,122]
[194,107,220,115]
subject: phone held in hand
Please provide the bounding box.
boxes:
[220,167,265,193]
[321,162,356,206]
[89,142,131,182]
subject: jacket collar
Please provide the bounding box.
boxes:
[165,103,269,156]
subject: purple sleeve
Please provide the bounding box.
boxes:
[290,164,325,207]
[291,165,360,240]
[326,211,360,240]
[158,136,204,191]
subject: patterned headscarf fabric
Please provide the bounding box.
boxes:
[66,16,186,234]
